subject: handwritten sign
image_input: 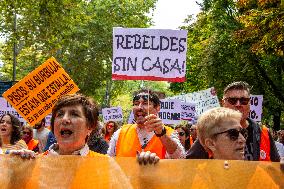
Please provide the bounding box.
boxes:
[180,102,196,121]
[3,57,79,125]
[249,95,263,122]
[102,107,123,123]
[0,97,52,127]
[158,99,181,124]
[112,28,188,82]
[168,87,220,116]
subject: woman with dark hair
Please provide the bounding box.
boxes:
[104,121,119,143]
[0,113,27,150]
[175,124,190,153]
[45,93,105,156]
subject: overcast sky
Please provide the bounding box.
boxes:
[150,0,201,29]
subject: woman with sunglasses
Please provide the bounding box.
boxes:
[175,125,191,153]
[197,107,247,160]
[104,121,119,143]
[22,124,39,152]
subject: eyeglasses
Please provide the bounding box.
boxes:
[178,132,185,137]
[225,97,250,105]
[23,131,31,135]
[214,128,248,141]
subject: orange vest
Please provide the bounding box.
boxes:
[27,139,39,151]
[116,124,174,159]
[189,136,193,146]
[259,125,271,161]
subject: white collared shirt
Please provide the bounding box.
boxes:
[46,143,90,156]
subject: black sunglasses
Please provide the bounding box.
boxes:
[225,97,250,105]
[23,131,31,135]
[133,94,154,102]
[178,132,185,137]
[214,128,248,141]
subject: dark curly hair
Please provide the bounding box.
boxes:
[0,113,21,146]
[50,93,99,133]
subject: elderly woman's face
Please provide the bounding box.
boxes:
[0,115,13,137]
[208,118,246,160]
[54,104,91,154]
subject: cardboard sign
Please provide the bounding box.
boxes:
[180,102,196,121]
[0,97,52,127]
[158,99,181,124]
[168,87,220,116]
[2,57,79,125]
[112,28,188,82]
[102,107,123,123]
[249,95,263,122]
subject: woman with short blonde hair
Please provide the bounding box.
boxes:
[197,107,247,160]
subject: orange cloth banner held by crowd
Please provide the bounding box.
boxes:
[2,57,79,125]
[0,156,283,189]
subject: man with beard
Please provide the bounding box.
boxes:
[187,81,280,162]
[33,118,56,153]
[107,89,185,159]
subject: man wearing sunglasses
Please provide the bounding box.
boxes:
[187,81,280,162]
[107,89,185,162]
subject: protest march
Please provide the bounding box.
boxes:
[0,1,284,188]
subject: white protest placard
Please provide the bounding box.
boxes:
[102,107,123,123]
[167,87,220,116]
[249,95,263,122]
[180,102,196,121]
[158,99,181,125]
[112,28,187,82]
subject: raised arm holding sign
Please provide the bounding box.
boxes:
[2,57,79,125]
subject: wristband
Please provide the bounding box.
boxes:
[155,127,166,137]
[5,149,10,154]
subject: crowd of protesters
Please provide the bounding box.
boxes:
[0,81,283,163]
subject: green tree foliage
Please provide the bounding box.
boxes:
[171,0,283,129]
[0,0,157,105]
